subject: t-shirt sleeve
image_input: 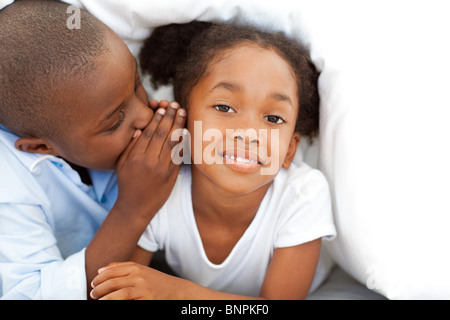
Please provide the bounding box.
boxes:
[137,211,163,253]
[275,170,336,249]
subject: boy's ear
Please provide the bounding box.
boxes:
[282,132,301,169]
[14,137,60,156]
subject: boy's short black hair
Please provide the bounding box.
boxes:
[139,22,320,139]
[0,0,112,140]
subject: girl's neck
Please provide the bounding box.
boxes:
[190,165,273,264]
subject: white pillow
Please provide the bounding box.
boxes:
[63,0,450,299]
[289,1,450,299]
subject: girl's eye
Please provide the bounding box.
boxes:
[214,105,235,113]
[264,115,285,124]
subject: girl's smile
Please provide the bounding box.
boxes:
[220,148,262,173]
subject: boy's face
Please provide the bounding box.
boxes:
[42,35,153,170]
[187,44,300,195]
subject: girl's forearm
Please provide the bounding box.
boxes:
[176,278,267,300]
[85,205,152,298]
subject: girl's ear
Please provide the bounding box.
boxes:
[14,137,60,156]
[282,132,301,169]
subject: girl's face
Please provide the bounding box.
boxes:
[187,44,301,195]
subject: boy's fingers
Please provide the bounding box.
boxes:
[160,108,187,166]
[132,108,166,155]
[121,101,186,161]
[146,102,183,158]
[158,100,170,109]
[149,99,169,111]
[116,130,142,168]
[148,99,159,110]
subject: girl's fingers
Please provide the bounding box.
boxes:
[97,287,140,300]
[90,277,133,300]
[97,261,131,274]
[90,262,147,300]
[91,262,134,288]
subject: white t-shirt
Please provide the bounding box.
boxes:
[138,163,336,297]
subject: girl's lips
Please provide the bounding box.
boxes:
[221,149,262,165]
[218,149,267,173]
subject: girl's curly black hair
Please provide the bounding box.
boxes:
[139,21,320,139]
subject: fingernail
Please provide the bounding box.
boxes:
[170,102,180,109]
[133,130,141,139]
[157,108,166,115]
[179,108,186,117]
[98,267,106,273]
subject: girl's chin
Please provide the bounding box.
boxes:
[194,163,276,196]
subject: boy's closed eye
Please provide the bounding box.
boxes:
[102,68,146,134]
[105,110,125,133]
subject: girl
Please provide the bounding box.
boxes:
[90,22,336,300]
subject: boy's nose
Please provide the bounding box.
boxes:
[134,101,154,130]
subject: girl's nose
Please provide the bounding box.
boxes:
[232,129,259,145]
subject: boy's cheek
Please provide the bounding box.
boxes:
[136,86,149,105]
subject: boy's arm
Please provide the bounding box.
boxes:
[85,102,186,298]
[90,239,321,300]
[0,203,88,299]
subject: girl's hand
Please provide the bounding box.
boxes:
[90,262,185,300]
[114,101,187,220]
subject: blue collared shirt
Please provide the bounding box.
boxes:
[0,126,118,299]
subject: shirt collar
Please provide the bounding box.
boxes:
[0,125,116,201]
[0,125,56,172]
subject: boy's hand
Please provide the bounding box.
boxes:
[149,99,169,111]
[114,101,187,219]
[86,101,186,298]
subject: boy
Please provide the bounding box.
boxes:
[0,0,186,299]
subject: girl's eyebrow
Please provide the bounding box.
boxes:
[269,93,293,107]
[211,81,294,107]
[210,81,242,94]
